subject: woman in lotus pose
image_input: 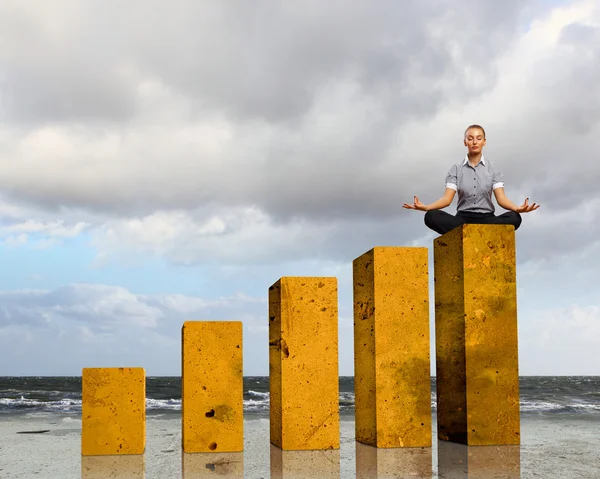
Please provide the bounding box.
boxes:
[403,125,540,235]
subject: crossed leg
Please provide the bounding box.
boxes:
[424,210,522,235]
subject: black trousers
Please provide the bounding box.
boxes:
[424,210,522,235]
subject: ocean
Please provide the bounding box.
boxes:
[1,376,598,419]
[1,376,599,477]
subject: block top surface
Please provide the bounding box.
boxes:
[353,246,428,262]
[270,276,337,289]
[82,367,145,375]
[436,223,515,241]
[182,320,242,330]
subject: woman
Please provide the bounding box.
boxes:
[403,125,540,235]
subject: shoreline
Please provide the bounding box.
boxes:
[1,414,599,478]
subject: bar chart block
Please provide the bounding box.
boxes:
[182,321,243,453]
[81,367,146,456]
[269,277,339,450]
[353,247,431,448]
[434,224,520,445]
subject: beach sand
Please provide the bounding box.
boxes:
[0,414,598,478]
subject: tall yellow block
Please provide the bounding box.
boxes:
[353,247,431,448]
[434,224,520,445]
[182,321,243,453]
[81,367,145,456]
[269,277,339,450]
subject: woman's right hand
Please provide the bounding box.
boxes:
[402,196,427,211]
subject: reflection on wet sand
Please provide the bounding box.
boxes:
[355,442,432,478]
[81,454,145,479]
[437,441,520,478]
[270,444,340,478]
[182,451,243,478]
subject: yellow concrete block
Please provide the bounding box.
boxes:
[182,321,243,453]
[437,441,520,478]
[183,452,244,478]
[355,442,432,478]
[270,445,340,478]
[353,247,431,448]
[81,455,145,479]
[269,277,339,450]
[81,367,145,456]
[434,224,520,445]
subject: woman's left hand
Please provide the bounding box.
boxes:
[516,198,540,213]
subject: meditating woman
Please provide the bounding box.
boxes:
[403,125,540,235]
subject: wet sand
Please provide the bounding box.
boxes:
[0,414,598,478]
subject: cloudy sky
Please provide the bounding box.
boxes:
[1,0,599,376]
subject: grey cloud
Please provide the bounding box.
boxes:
[0,1,534,125]
[0,0,598,270]
[510,21,600,211]
[2,66,136,124]
[0,0,542,221]
[0,5,137,124]
[132,0,533,123]
[538,22,600,135]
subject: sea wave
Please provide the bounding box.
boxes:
[520,401,600,413]
[0,396,269,413]
[0,397,82,412]
[520,401,564,412]
[246,390,269,399]
[245,399,269,411]
[0,395,598,415]
[146,398,181,411]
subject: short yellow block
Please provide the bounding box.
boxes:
[182,321,243,453]
[81,367,145,456]
[353,247,431,448]
[269,277,339,450]
[434,224,520,445]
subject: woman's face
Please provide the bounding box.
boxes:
[464,128,486,155]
